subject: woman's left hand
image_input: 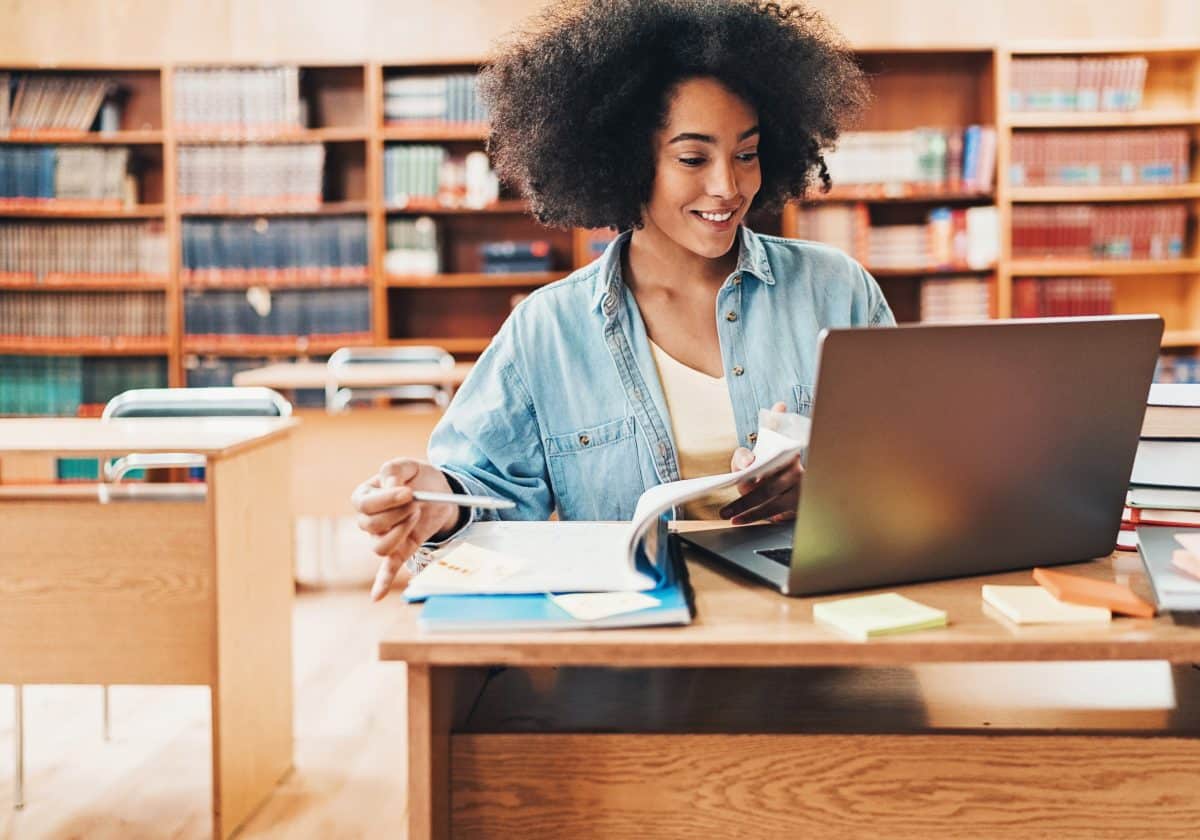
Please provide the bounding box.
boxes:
[719,402,804,525]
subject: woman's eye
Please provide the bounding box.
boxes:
[737,151,759,162]
[678,157,705,167]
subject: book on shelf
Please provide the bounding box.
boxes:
[0,290,165,342]
[1010,56,1148,113]
[1013,277,1114,318]
[480,240,553,274]
[383,72,489,127]
[177,144,324,211]
[919,276,991,323]
[1010,129,1190,187]
[0,354,165,416]
[822,126,995,192]
[383,145,499,209]
[2,73,116,134]
[181,217,368,288]
[384,216,440,275]
[0,145,135,207]
[0,220,167,282]
[183,286,371,342]
[174,66,302,137]
[1012,203,1186,260]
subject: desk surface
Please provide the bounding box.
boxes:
[0,416,297,457]
[380,547,1200,667]
[232,361,474,390]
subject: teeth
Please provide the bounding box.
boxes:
[697,210,734,222]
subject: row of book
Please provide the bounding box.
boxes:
[182,217,369,287]
[384,216,440,274]
[1009,57,1148,112]
[0,354,166,416]
[0,291,165,339]
[793,204,999,271]
[177,144,324,210]
[1012,277,1115,318]
[383,74,489,126]
[1011,204,1187,260]
[173,67,303,136]
[822,127,996,192]
[383,145,500,209]
[183,287,371,339]
[0,146,133,205]
[1010,129,1190,187]
[918,277,991,323]
[1156,353,1200,385]
[0,221,168,281]
[0,73,119,134]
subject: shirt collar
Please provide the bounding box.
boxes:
[590,225,775,314]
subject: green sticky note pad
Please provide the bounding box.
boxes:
[812,592,947,641]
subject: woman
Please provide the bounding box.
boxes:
[354,0,895,600]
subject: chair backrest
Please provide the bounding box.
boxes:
[326,345,455,412]
[102,386,293,419]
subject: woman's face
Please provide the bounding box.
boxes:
[642,76,761,260]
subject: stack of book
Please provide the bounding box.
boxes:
[1010,129,1190,186]
[1012,277,1114,318]
[919,277,991,323]
[791,204,868,257]
[865,206,998,271]
[1125,385,1200,532]
[0,146,132,207]
[823,126,996,192]
[480,240,553,274]
[181,217,369,288]
[383,73,488,127]
[1012,204,1186,260]
[177,144,325,211]
[1,73,115,133]
[0,354,165,416]
[173,66,303,137]
[0,221,168,281]
[0,291,165,342]
[1010,56,1148,112]
[383,145,499,209]
[384,216,440,275]
[183,287,371,344]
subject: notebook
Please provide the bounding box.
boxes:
[982,585,1111,625]
[811,592,946,641]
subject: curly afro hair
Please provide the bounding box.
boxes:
[479,0,869,231]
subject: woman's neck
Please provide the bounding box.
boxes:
[624,225,739,297]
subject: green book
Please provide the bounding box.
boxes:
[812,592,947,641]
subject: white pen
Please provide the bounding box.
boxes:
[411,490,515,510]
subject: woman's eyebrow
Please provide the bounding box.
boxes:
[666,125,760,145]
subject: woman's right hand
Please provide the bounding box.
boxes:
[351,458,462,601]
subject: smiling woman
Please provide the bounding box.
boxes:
[350,0,896,600]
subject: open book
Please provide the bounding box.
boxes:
[403,425,804,600]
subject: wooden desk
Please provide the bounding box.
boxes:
[0,418,297,840]
[380,545,1200,839]
[231,360,474,391]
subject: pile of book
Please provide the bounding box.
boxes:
[177,144,325,211]
[791,204,867,257]
[384,73,488,126]
[0,146,132,207]
[1010,56,1148,112]
[0,354,165,416]
[1010,129,1190,186]
[383,145,499,209]
[1012,277,1114,318]
[384,216,440,275]
[0,291,165,341]
[181,217,369,288]
[1127,385,1200,532]
[1012,204,1186,260]
[480,240,553,274]
[183,287,371,343]
[173,66,303,137]
[0,221,168,281]
[823,126,996,192]
[0,73,117,133]
[919,277,991,323]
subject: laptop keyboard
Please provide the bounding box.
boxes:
[755,547,793,565]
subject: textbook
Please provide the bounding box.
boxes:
[1136,527,1200,611]
[812,592,947,641]
[404,426,804,601]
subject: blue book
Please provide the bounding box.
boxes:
[961,125,981,188]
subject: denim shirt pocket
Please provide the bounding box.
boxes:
[793,384,815,417]
[545,415,644,520]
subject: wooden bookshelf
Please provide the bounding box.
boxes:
[1008,110,1200,128]
[387,336,491,354]
[382,125,489,142]
[383,199,530,215]
[0,204,166,219]
[1009,259,1200,277]
[1010,184,1200,203]
[386,272,566,288]
[0,338,169,355]
[175,128,367,143]
[0,130,164,144]
[179,200,369,217]
[0,275,170,291]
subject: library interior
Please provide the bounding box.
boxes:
[3,0,1200,837]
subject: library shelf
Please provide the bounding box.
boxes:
[1009,184,1200,203]
[182,335,374,356]
[0,130,165,145]
[387,336,491,354]
[181,272,370,291]
[807,186,994,203]
[0,274,171,291]
[1162,330,1200,348]
[0,204,166,219]
[0,338,169,355]
[1007,110,1200,128]
[1008,259,1200,277]
[870,266,996,278]
[174,127,368,144]
[383,199,530,215]
[381,124,490,142]
[179,201,369,217]
[385,272,568,288]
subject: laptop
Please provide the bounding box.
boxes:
[679,315,1164,596]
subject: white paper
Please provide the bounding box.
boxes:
[1148,383,1200,407]
[548,591,661,621]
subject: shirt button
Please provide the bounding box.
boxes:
[732,365,744,376]
[733,275,742,286]
[579,434,590,446]
[748,432,758,444]
[725,311,738,322]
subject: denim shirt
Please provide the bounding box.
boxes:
[427,226,895,530]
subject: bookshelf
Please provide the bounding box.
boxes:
[2,42,1199,417]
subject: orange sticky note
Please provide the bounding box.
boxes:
[1173,550,1200,581]
[1032,567,1155,619]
